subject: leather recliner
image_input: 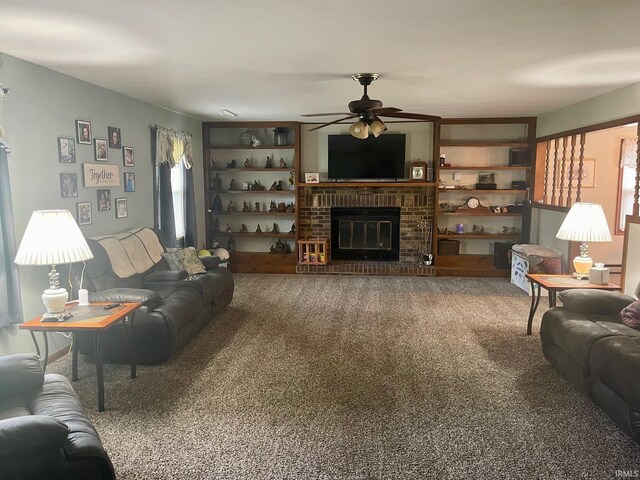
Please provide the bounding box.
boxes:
[0,354,115,480]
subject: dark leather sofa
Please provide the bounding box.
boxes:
[75,227,234,364]
[540,282,640,442]
[0,354,115,480]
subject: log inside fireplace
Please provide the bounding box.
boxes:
[330,207,400,261]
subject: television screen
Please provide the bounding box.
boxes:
[328,134,406,180]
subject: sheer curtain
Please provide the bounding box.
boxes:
[0,85,23,327]
[152,126,196,247]
[619,138,638,231]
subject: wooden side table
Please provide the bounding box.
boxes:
[20,301,143,411]
[525,274,621,335]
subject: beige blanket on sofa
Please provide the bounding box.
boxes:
[91,228,165,279]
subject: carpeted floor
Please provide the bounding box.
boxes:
[49,275,640,479]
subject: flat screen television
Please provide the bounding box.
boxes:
[328,134,406,180]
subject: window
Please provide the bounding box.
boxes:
[171,162,186,242]
[617,137,638,233]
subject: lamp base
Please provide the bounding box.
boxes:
[41,310,72,322]
[42,287,68,321]
[572,255,593,280]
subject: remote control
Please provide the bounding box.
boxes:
[104,303,121,310]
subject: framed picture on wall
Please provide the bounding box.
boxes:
[76,120,92,144]
[555,158,596,189]
[60,173,78,198]
[115,198,128,219]
[94,139,108,162]
[123,146,134,166]
[76,202,92,226]
[57,137,76,163]
[124,172,135,192]
[97,189,111,211]
[108,127,121,149]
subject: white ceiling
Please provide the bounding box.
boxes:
[2,0,640,122]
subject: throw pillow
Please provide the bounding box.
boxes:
[620,300,640,330]
[161,247,206,275]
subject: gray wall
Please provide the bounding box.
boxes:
[0,53,203,355]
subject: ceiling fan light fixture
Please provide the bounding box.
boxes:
[370,117,386,137]
[349,120,369,139]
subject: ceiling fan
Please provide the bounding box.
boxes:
[302,73,441,139]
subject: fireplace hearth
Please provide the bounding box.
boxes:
[331,207,400,261]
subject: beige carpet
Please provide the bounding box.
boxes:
[49,275,640,479]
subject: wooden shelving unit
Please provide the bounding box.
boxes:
[299,182,437,188]
[434,117,537,277]
[203,121,301,273]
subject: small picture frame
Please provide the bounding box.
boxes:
[59,173,78,198]
[94,139,108,162]
[305,172,320,184]
[76,120,92,144]
[410,161,427,182]
[108,127,121,149]
[122,146,134,166]
[97,189,111,211]
[478,172,495,184]
[115,198,128,219]
[57,138,76,163]
[76,202,92,225]
[124,172,136,192]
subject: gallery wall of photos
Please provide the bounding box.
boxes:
[57,119,136,226]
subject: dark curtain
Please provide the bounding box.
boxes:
[151,131,177,248]
[0,148,22,326]
[184,166,197,248]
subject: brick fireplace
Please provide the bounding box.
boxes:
[297,185,435,275]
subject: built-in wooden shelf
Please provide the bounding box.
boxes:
[210,167,293,171]
[210,145,295,150]
[210,190,295,195]
[214,232,296,238]
[436,233,521,240]
[299,182,436,188]
[437,212,523,217]
[439,141,530,147]
[438,189,527,194]
[440,166,529,170]
[209,211,295,216]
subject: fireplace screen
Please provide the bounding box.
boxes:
[338,220,392,250]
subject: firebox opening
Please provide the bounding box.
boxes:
[331,207,400,261]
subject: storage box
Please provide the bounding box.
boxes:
[438,239,460,255]
[589,265,610,285]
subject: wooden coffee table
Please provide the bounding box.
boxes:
[20,301,142,411]
[525,274,621,335]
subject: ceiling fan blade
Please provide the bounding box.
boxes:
[368,107,403,114]
[307,115,358,131]
[301,113,351,117]
[381,112,441,121]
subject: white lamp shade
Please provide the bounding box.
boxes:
[556,202,612,243]
[14,210,94,265]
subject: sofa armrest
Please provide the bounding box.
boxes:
[88,288,162,309]
[201,256,224,269]
[0,354,44,398]
[0,415,69,455]
[143,270,188,282]
[558,289,635,316]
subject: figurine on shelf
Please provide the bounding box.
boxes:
[255,202,261,212]
[211,194,223,213]
[240,224,248,233]
[269,181,279,191]
[276,180,283,191]
[244,158,252,168]
[288,172,295,191]
[265,155,274,169]
[255,224,263,234]
[225,223,232,233]
[226,159,236,168]
[211,217,220,233]
[269,201,277,212]
[226,201,235,213]
[270,239,291,254]
[289,222,296,234]
[228,179,237,191]
[279,157,287,168]
[271,223,280,233]
[210,172,223,192]
[251,180,265,191]
[277,202,287,212]
[242,201,251,212]
[226,237,235,252]
[472,224,485,234]
[286,202,295,213]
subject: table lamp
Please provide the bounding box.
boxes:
[14,210,93,321]
[555,202,612,279]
